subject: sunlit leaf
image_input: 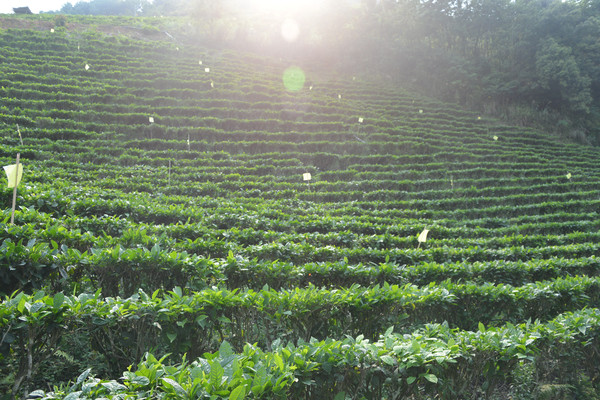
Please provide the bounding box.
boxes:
[422,373,438,383]
[229,385,246,400]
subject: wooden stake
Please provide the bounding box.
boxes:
[168,160,171,186]
[10,153,20,224]
[17,124,23,146]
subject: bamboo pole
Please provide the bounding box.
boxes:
[10,153,20,224]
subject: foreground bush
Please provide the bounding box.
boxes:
[26,307,600,399]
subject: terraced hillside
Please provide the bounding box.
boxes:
[1,18,600,400]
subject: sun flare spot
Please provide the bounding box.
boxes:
[283,66,305,92]
[281,18,300,42]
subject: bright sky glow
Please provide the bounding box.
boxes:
[245,0,322,15]
[281,18,299,42]
[0,1,80,14]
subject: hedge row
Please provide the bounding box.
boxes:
[8,304,600,399]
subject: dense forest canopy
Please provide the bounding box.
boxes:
[51,0,600,142]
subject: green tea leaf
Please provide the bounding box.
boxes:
[77,368,92,385]
[162,378,187,396]
[210,361,224,388]
[101,381,127,393]
[380,355,395,365]
[229,385,246,400]
[219,341,233,358]
[273,354,284,371]
[127,374,150,386]
[17,296,26,313]
[478,322,485,332]
[53,292,65,310]
[64,392,82,400]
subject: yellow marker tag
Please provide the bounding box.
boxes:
[303,173,311,181]
[358,117,363,123]
[309,86,313,91]
[210,81,214,88]
[419,109,423,114]
[85,64,90,70]
[4,164,23,188]
[417,229,429,243]
[199,60,203,65]
[205,67,210,73]
[478,116,481,120]
[566,173,572,180]
[493,136,498,141]
[50,28,54,33]
[149,116,154,123]
[338,94,342,99]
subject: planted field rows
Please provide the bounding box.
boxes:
[1,19,600,399]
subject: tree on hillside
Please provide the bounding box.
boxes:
[60,0,150,15]
[535,37,592,113]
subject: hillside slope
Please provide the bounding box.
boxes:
[1,17,600,400]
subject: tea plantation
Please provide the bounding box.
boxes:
[1,16,600,400]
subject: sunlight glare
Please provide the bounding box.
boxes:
[248,0,322,42]
[281,18,300,42]
[250,0,322,14]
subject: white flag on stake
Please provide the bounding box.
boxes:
[303,173,311,181]
[149,116,154,123]
[4,164,23,188]
[417,229,429,243]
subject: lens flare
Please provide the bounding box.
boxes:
[282,66,305,92]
